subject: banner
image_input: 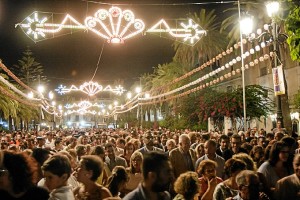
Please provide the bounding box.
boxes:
[272,65,285,96]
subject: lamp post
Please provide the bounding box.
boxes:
[265,1,284,128]
[239,4,253,131]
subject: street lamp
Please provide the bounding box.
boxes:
[265,1,284,128]
[239,12,253,131]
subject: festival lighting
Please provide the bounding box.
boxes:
[55,81,126,96]
[16,7,145,43]
[65,101,106,109]
[147,19,206,45]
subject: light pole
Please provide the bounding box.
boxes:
[239,4,253,131]
[266,1,284,128]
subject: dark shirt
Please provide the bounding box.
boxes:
[0,186,49,200]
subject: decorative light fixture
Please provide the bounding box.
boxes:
[147,19,206,45]
[55,81,126,96]
[16,7,145,43]
[65,100,106,109]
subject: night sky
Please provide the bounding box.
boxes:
[0,0,233,91]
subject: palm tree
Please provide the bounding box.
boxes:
[174,8,228,69]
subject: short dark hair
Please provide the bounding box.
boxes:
[142,152,169,179]
[80,155,103,181]
[219,134,229,141]
[224,158,246,177]
[42,154,71,177]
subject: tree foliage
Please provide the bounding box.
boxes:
[285,1,300,61]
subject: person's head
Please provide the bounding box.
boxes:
[142,152,173,192]
[293,154,300,178]
[75,145,87,158]
[232,153,256,171]
[224,158,246,178]
[0,150,39,194]
[32,148,51,166]
[76,155,103,183]
[197,160,217,180]
[36,136,45,146]
[179,134,191,153]
[129,151,143,173]
[166,139,176,151]
[195,143,205,159]
[188,132,197,144]
[204,140,217,156]
[116,138,126,149]
[281,136,297,153]
[91,145,105,161]
[124,142,135,156]
[219,135,229,150]
[105,143,115,159]
[106,166,129,196]
[257,136,266,147]
[42,154,71,191]
[236,170,260,200]
[269,141,289,166]
[274,132,284,141]
[231,134,242,153]
[249,146,264,162]
[174,171,199,200]
[143,132,154,147]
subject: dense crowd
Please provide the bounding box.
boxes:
[0,127,299,200]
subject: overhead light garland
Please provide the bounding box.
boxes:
[147,19,206,45]
[16,7,145,43]
[65,100,106,109]
[55,81,126,96]
[16,7,206,45]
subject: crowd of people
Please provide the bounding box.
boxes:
[0,126,300,200]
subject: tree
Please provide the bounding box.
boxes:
[285,0,300,61]
[196,85,274,130]
[174,9,228,68]
[11,46,47,87]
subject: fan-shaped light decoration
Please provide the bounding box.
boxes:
[16,7,145,43]
[65,100,106,109]
[55,81,126,96]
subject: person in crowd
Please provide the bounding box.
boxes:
[115,138,126,156]
[73,155,112,199]
[173,171,200,200]
[41,154,75,200]
[169,134,196,178]
[123,152,173,200]
[274,132,284,141]
[275,153,300,199]
[195,139,225,178]
[229,170,270,200]
[0,150,49,199]
[32,148,51,183]
[104,143,127,171]
[258,136,267,148]
[213,158,246,200]
[91,145,111,185]
[195,143,205,160]
[121,142,135,166]
[137,132,164,155]
[165,139,176,155]
[75,145,87,162]
[53,139,64,152]
[124,151,143,194]
[106,166,129,198]
[249,145,265,168]
[36,136,47,148]
[197,160,223,200]
[258,141,293,192]
[45,132,55,149]
[216,134,231,161]
[229,134,248,157]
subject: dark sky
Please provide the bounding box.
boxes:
[0,0,233,91]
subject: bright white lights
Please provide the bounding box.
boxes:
[127,92,132,99]
[55,82,126,96]
[135,87,142,93]
[17,7,145,43]
[240,16,253,35]
[38,85,45,93]
[147,19,206,45]
[28,92,34,99]
[48,91,54,99]
[266,1,280,17]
